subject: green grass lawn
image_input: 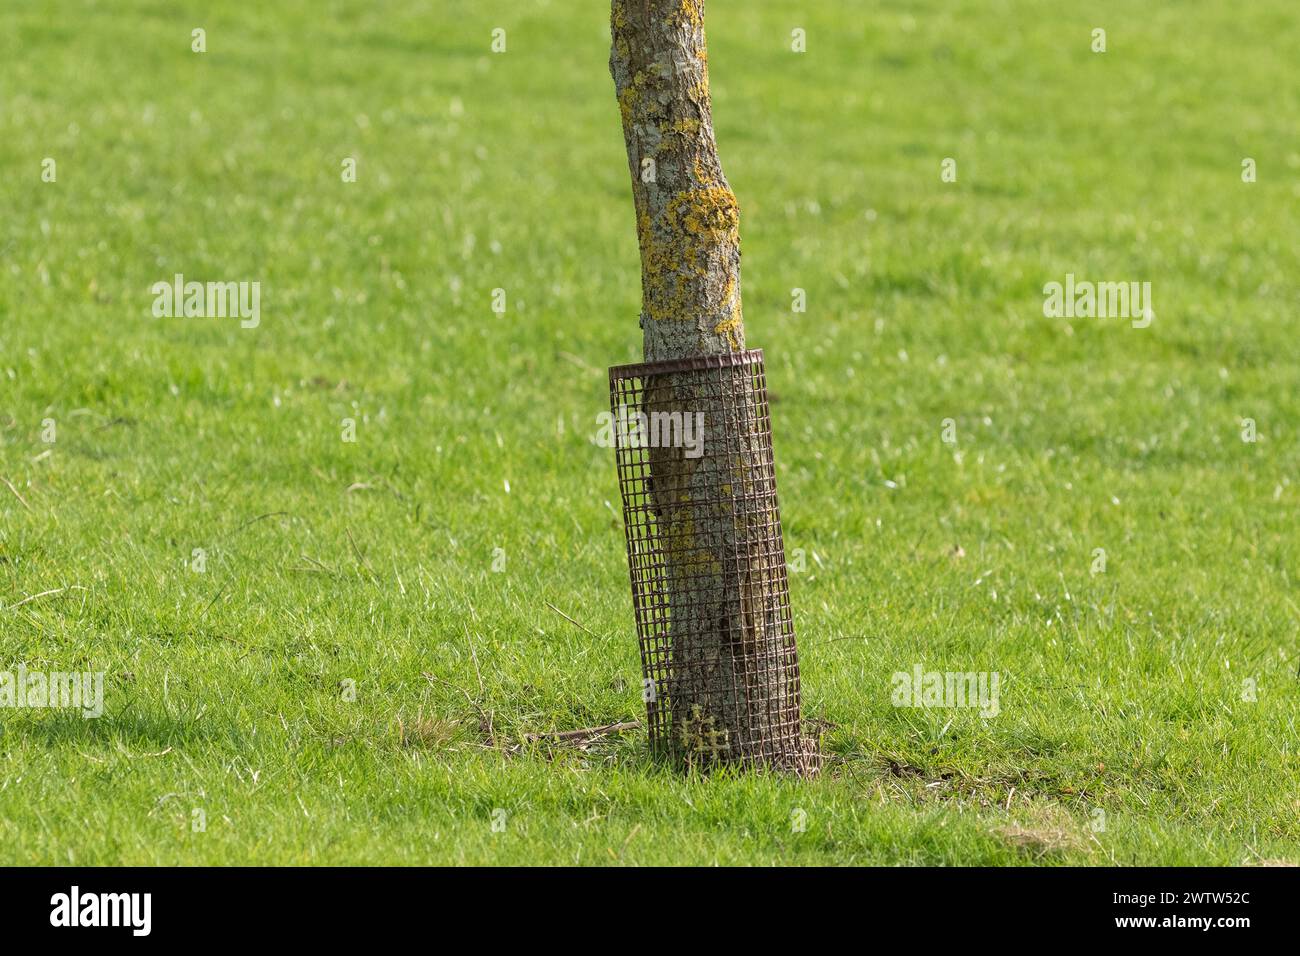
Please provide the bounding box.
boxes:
[1,0,1297,865]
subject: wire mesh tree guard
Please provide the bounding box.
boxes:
[609,349,814,773]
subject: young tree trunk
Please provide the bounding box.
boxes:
[610,0,742,361]
[610,0,808,769]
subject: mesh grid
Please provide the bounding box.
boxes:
[610,349,810,772]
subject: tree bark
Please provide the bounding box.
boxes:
[610,0,742,361]
[611,1,807,769]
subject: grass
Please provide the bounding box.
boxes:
[1,0,1297,865]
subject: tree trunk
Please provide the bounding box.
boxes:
[610,0,807,769]
[610,0,742,361]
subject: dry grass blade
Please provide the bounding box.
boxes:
[2,476,33,512]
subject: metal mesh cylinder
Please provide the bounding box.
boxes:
[610,349,809,772]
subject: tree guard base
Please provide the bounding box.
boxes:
[610,349,816,774]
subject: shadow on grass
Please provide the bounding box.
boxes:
[0,706,225,752]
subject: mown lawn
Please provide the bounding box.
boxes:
[0,0,1297,864]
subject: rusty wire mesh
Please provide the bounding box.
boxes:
[610,349,810,772]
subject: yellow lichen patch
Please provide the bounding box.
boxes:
[689,71,710,102]
[667,0,705,30]
[663,513,713,574]
[639,221,682,322]
[665,117,701,138]
[639,186,742,323]
[714,318,741,349]
[691,155,716,186]
[678,704,730,760]
[668,186,739,246]
[618,78,643,126]
[618,69,666,128]
[712,274,743,348]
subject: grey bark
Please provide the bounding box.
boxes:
[610,0,808,769]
